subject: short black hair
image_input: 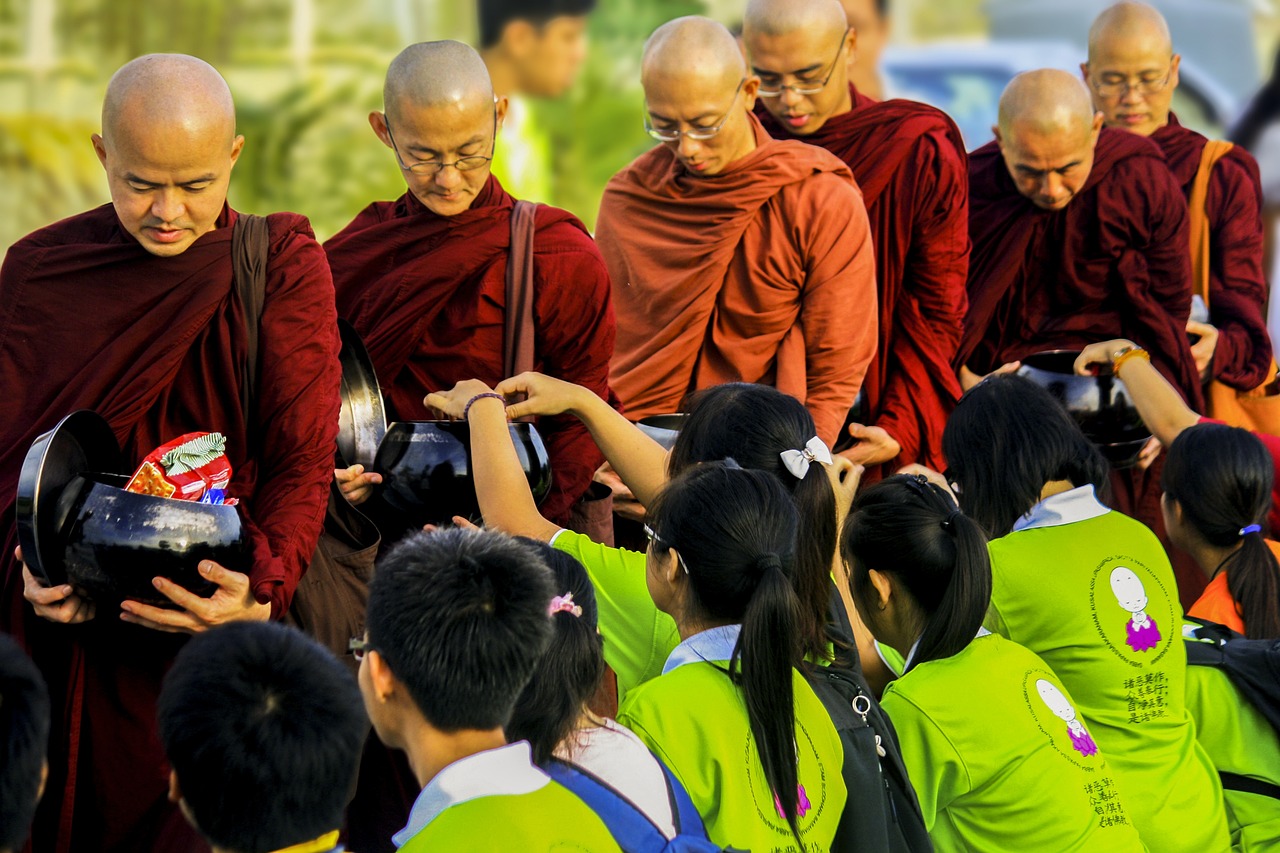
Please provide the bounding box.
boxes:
[477,0,597,48]
[0,633,49,853]
[156,622,366,853]
[366,528,555,731]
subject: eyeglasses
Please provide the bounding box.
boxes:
[644,78,746,143]
[1090,68,1172,98]
[758,29,850,98]
[385,108,497,176]
[643,523,690,574]
[348,636,372,662]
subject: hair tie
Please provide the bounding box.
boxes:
[548,593,583,618]
[779,436,833,480]
[940,509,963,533]
[754,553,782,574]
[1240,524,1262,537]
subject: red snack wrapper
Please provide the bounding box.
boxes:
[124,432,235,504]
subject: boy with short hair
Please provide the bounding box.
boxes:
[1,633,49,853]
[156,622,367,853]
[358,528,621,851]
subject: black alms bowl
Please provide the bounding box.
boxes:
[637,414,688,450]
[1017,350,1152,468]
[373,421,552,524]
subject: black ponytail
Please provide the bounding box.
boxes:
[648,464,807,839]
[1164,424,1280,639]
[841,475,993,670]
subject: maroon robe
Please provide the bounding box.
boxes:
[325,176,616,525]
[1152,114,1272,388]
[758,86,969,472]
[0,204,340,852]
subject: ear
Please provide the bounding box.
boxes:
[1079,62,1091,85]
[229,134,245,168]
[505,19,538,58]
[495,96,510,131]
[37,760,48,801]
[741,76,761,111]
[992,125,1003,149]
[369,111,393,149]
[1170,53,1181,89]
[1089,111,1104,142]
[662,548,685,587]
[367,649,398,702]
[167,769,182,804]
[91,133,108,168]
[867,568,893,611]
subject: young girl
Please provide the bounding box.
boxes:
[842,475,1145,852]
[1163,423,1280,639]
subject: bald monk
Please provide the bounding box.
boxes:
[0,55,339,852]
[840,0,890,101]
[598,16,877,446]
[746,0,968,474]
[1084,1,1272,392]
[325,41,615,530]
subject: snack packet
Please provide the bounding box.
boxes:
[125,432,237,505]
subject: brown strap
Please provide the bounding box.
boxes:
[504,201,538,380]
[1188,139,1234,307]
[231,213,271,429]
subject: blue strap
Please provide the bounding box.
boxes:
[660,760,709,839]
[543,759,669,853]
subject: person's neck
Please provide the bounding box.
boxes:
[1188,539,1243,582]
[402,718,509,789]
[480,49,519,99]
[1038,479,1077,501]
[675,616,734,642]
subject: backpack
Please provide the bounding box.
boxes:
[800,587,934,853]
[542,756,730,853]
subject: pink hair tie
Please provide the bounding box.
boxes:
[549,593,583,618]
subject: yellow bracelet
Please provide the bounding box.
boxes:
[1112,347,1151,375]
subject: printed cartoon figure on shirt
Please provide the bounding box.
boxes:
[773,784,811,822]
[1037,679,1098,757]
[1110,566,1162,652]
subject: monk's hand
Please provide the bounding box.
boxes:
[1135,437,1163,472]
[1074,340,1136,375]
[336,464,381,506]
[898,464,959,505]
[1187,320,1218,382]
[496,372,586,420]
[20,549,95,624]
[423,515,481,533]
[839,424,901,467]
[959,361,1021,392]
[119,561,270,634]
[424,379,498,421]
[594,462,645,522]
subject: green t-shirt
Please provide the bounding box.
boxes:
[882,633,1145,852]
[617,659,846,852]
[987,506,1229,853]
[552,530,680,698]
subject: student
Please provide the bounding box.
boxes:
[941,374,1230,852]
[506,541,678,838]
[155,621,366,853]
[357,528,621,851]
[1,633,49,853]
[841,475,1145,851]
[1164,423,1280,639]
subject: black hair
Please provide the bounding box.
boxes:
[0,633,48,853]
[648,464,806,840]
[155,622,366,853]
[506,540,604,764]
[366,528,555,731]
[1231,45,1280,150]
[1163,423,1280,639]
[942,374,1111,538]
[477,0,597,48]
[670,383,837,662]
[841,476,992,671]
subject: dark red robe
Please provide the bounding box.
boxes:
[1152,115,1272,388]
[0,204,340,853]
[325,176,616,525]
[757,86,969,472]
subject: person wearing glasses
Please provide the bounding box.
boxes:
[595,16,877,450]
[744,0,969,480]
[325,40,618,538]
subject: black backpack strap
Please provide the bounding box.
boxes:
[1221,771,1280,800]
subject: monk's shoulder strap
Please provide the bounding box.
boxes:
[504,199,539,385]
[231,212,271,429]
[1188,139,1234,305]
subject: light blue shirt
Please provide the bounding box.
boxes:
[661,624,742,674]
[1011,485,1111,533]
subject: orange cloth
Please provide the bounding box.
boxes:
[1187,539,1280,636]
[596,113,878,445]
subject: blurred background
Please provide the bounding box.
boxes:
[2,0,1278,252]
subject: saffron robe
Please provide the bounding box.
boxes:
[0,204,340,852]
[758,86,969,471]
[597,114,878,446]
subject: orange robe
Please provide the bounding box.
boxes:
[596,114,878,446]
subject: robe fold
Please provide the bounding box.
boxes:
[597,114,878,446]
[962,127,1202,410]
[0,203,340,853]
[325,176,616,525]
[1152,115,1272,388]
[758,86,969,471]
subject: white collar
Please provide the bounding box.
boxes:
[662,624,742,674]
[1011,485,1110,533]
[393,742,548,847]
[901,627,991,671]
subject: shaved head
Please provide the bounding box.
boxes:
[1088,1,1172,59]
[996,70,1103,211]
[642,16,746,93]
[102,54,236,147]
[998,70,1096,140]
[1083,2,1178,137]
[744,0,847,39]
[384,40,494,124]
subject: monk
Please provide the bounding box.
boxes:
[840,0,891,101]
[325,41,616,533]
[1083,1,1272,392]
[0,55,340,852]
[746,0,968,475]
[597,16,877,447]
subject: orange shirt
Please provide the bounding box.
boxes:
[1187,539,1280,635]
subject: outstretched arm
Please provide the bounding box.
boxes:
[1074,340,1201,446]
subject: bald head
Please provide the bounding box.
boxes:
[744,0,847,40]
[642,16,746,92]
[1084,2,1178,137]
[102,54,236,146]
[384,41,494,123]
[996,71,1103,211]
[1088,1,1172,59]
[998,70,1096,140]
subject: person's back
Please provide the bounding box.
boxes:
[0,634,49,853]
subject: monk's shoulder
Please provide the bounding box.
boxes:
[966,140,1006,196]
[529,206,601,259]
[1217,142,1263,193]
[8,204,120,255]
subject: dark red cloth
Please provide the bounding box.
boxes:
[0,203,340,852]
[962,128,1203,411]
[757,86,969,471]
[1152,115,1272,389]
[325,176,617,525]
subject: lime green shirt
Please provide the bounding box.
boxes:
[882,633,1145,852]
[552,530,680,698]
[986,489,1229,852]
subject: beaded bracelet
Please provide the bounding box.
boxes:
[1112,346,1151,376]
[463,392,506,421]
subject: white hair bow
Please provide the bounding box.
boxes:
[779,436,832,480]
